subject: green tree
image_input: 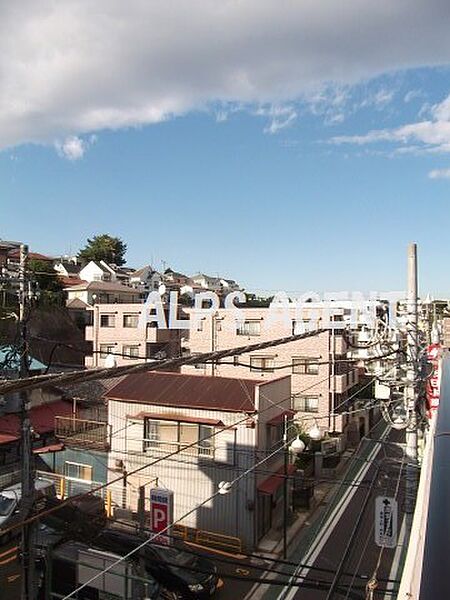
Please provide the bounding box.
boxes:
[29,260,64,305]
[78,234,127,266]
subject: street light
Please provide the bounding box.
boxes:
[308,423,322,441]
[282,416,307,559]
[289,435,306,455]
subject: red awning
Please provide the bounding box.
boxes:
[0,433,19,446]
[33,442,65,454]
[0,400,73,438]
[258,464,297,495]
[267,410,295,426]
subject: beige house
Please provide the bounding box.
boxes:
[183,307,360,435]
[85,303,182,367]
[65,280,140,307]
[104,371,293,548]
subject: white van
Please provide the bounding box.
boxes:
[0,478,56,527]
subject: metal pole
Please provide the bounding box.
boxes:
[283,414,288,559]
[18,244,35,600]
[137,486,149,600]
[405,242,418,519]
[211,312,217,377]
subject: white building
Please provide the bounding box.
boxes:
[105,371,293,549]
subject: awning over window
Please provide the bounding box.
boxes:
[130,412,225,426]
[257,464,297,495]
[33,442,65,454]
[267,410,295,426]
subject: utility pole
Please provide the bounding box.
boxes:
[18,244,35,600]
[283,414,289,559]
[211,311,218,377]
[405,242,418,519]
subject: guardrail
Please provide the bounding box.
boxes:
[416,356,450,599]
[195,530,242,554]
[398,355,448,599]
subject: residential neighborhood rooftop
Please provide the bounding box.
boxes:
[104,371,282,413]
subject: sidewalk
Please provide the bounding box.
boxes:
[255,447,356,558]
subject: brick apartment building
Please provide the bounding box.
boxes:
[85,303,183,367]
[182,306,361,436]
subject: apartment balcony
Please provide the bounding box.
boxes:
[333,369,359,393]
[55,416,110,450]
[333,334,347,355]
[146,327,179,343]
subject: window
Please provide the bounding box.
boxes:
[64,462,93,481]
[100,344,115,359]
[237,320,261,336]
[292,319,316,334]
[250,356,274,373]
[100,314,115,328]
[198,425,214,456]
[266,423,284,448]
[196,319,204,332]
[292,357,320,375]
[123,313,139,328]
[293,395,319,413]
[123,345,140,359]
[143,419,214,456]
[143,420,159,448]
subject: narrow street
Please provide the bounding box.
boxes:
[238,418,407,600]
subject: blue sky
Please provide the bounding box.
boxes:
[1,3,450,297]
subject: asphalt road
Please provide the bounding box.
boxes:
[254,419,407,600]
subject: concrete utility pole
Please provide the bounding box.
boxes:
[405,242,418,518]
[18,244,35,600]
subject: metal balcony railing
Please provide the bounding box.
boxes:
[55,416,110,450]
[142,439,214,458]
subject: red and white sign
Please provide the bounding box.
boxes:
[150,488,174,545]
[426,343,441,417]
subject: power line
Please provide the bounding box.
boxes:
[0,328,327,395]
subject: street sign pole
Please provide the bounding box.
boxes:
[375,496,398,549]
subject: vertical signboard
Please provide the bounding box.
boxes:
[426,343,441,417]
[375,496,398,549]
[150,488,174,545]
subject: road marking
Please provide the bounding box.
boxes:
[384,516,406,599]
[277,425,390,600]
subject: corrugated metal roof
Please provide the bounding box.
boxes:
[0,400,73,437]
[105,371,259,413]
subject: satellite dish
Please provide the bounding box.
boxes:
[158,283,166,296]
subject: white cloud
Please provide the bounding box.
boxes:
[429,167,450,179]
[1,1,450,152]
[54,135,95,160]
[330,93,450,154]
[256,105,298,134]
[404,89,425,103]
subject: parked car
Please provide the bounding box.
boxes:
[42,494,107,539]
[39,540,163,600]
[0,478,56,528]
[92,528,220,599]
